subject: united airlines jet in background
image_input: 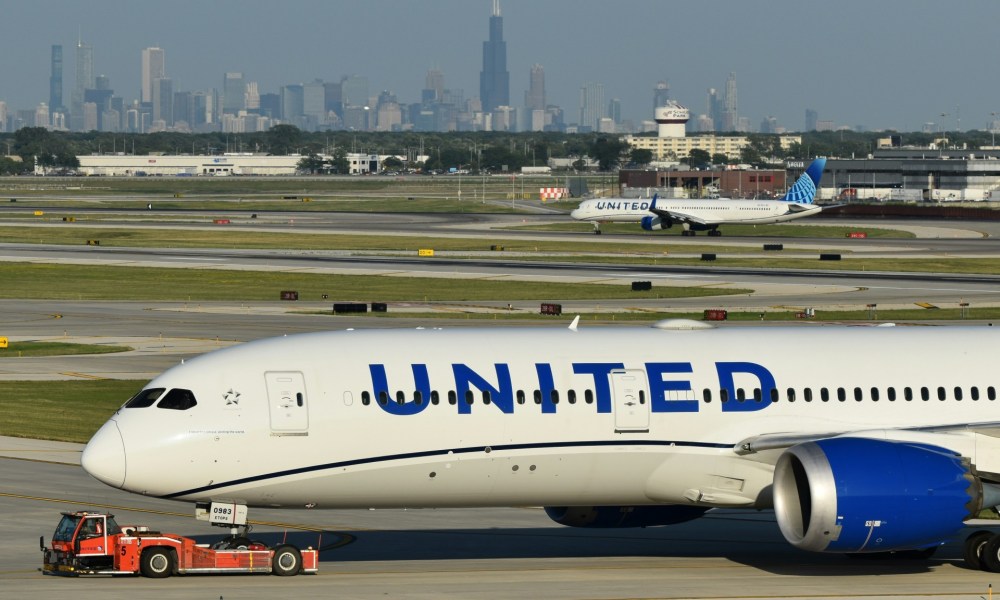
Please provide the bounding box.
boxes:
[82,318,1000,570]
[570,158,827,236]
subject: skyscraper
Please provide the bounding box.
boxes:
[223,72,245,115]
[50,45,64,115]
[141,47,165,104]
[525,64,545,111]
[425,68,444,103]
[578,82,605,132]
[723,72,738,131]
[805,108,818,132]
[479,0,509,112]
[653,80,670,108]
[72,37,94,124]
[152,77,173,125]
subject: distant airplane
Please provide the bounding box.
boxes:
[570,158,827,236]
[82,318,1000,568]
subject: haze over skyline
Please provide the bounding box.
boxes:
[3,0,999,132]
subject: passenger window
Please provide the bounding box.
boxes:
[786,388,795,402]
[887,387,896,401]
[871,387,879,401]
[703,389,712,403]
[551,390,560,404]
[361,391,371,406]
[972,387,980,401]
[904,387,913,401]
[482,390,492,405]
[378,391,388,406]
[804,388,813,402]
[585,390,594,404]
[736,388,746,402]
[414,391,423,406]
[156,388,197,411]
[396,391,405,405]
[990,387,998,401]
[955,387,963,401]
[533,390,542,405]
[431,391,439,405]
[568,390,577,404]
[516,390,525,405]
[837,388,846,402]
[820,388,829,402]
[448,391,457,405]
[769,388,778,402]
[921,387,929,401]
[125,388,165,409]
[937,386,946,401]
[720,388,729,403]
[854,387,863,402]
[465,390,474,405]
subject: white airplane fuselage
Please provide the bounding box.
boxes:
[570,197,821,227]
[83,323,1000,514]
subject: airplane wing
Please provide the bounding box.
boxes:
[649,207,713,226]
[734,421,1000,455]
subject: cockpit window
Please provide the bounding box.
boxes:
[125,388,165,409]
[156,388,198,411]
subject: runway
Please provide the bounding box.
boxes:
[2,444,998,599]
[5,212,1000,597]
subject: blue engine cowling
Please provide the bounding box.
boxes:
[544,505,707,528]
[640,215,668,231]
[773,437,981,553]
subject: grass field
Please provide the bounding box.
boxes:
[0,380,143,443]
[0,341,131,358]
[0,174,603,197]
[0,262,749,301]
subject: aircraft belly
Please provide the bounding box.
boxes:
[217,447,697,508]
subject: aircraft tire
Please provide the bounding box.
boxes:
[979,534,1000,572]
[271,544,301,576]
[226,536,252,550]
[140,548,173,578]
[966,530,996,570]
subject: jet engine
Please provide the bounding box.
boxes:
[640,215,669,231]
[772,437,982,553]
[544,505,707,528]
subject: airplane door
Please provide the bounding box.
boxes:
[610,369,649,433]
[265,371,309,435]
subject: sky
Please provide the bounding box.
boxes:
[2,0,999,132]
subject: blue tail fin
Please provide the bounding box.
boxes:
[780,158,826,204]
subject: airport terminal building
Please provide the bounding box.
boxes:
[620,149,1000,202]
[816,149,1000,201]
[64,152,391,177]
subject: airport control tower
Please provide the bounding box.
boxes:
[655,99,689,138]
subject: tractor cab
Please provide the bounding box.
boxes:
[49,512,122,558]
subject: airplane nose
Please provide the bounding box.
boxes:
[81,419,126,489]
[570,208,582,219]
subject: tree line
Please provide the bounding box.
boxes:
[1,125,995,175]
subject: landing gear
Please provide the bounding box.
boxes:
[964,530,993,570]
[681,230,696,237]
[591,223,602,235]
[707,229,722,237]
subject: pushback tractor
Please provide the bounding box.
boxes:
[41,510,318,577]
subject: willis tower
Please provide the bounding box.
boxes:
[479,0,509,112]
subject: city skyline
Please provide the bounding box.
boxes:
[4,0,1000,132]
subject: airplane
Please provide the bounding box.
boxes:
[82,319,1000,569]
[569,157,827,236]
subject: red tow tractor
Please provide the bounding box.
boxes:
[41,510,319,578]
